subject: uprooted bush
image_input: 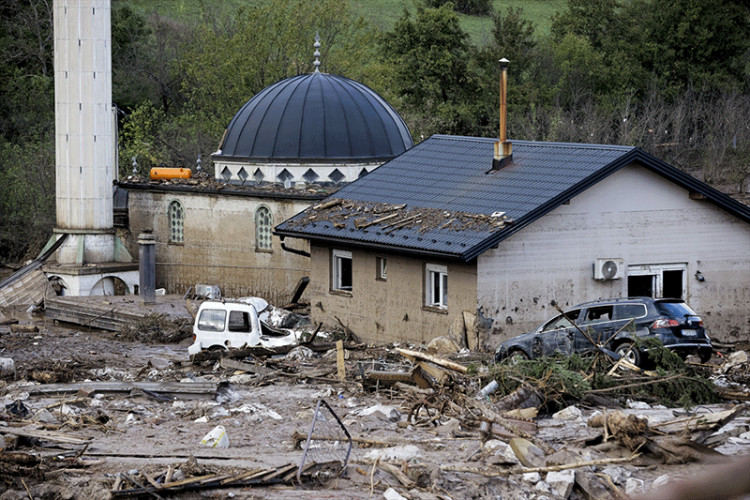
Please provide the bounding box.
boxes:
[118,314,192,344]
[487,341,719,412]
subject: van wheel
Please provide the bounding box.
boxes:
[699,350,712,363]
[207,345,226,352]
[615,342,641,367]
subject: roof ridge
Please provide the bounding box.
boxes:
[430,134,635,151]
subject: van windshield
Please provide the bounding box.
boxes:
[197,309,227,332]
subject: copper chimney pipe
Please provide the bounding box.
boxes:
[493,58,512,170]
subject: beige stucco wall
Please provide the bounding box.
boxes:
[478,163,750,345]
[309,245,477,346]
[126,189,312,304]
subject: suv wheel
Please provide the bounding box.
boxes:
[615,342,641,367]
[507,350,530,364]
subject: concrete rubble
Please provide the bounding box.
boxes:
[0,295,748,499]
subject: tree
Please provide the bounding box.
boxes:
[423,0,492,16]
[382,5,486,137]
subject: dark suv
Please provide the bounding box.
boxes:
[494,298,712,366]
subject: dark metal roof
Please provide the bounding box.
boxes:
[275,135,750,261]
[215,73,413,162]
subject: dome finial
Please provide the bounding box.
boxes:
[313,31,321,73]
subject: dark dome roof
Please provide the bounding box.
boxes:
[217,73,413,162]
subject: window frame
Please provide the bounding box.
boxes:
[424,263,448,310]
[168,199,184,244]
[331,249,353,292]
[254,205,273,252]
[376,257,387,281]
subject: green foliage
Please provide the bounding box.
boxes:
[382,5,490,137]
[423,0,493,17]
[488,348,719,411]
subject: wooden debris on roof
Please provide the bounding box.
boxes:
[286,199,513,235]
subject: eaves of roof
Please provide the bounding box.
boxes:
[118,181,331,202]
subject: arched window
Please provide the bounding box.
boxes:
[255,206,273,251]
[168,200,184,243]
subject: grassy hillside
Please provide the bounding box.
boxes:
[125,0,565,43]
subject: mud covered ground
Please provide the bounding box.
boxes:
[1,305,749,500]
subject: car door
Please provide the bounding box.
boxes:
[533,309,581,357]
[577,305,615,353]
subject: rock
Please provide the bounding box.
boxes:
[357,404,401,422]
[602,465,631,485]
[483,439,507,454]
[522,472,541,483]
[382,488,407,500]
[625,477,645,495]
[32,409,58,424]
[0,358,15,376]
[552,406,582,421]
[534,480,552,494]
[426,336,460,354]
[728,351,748,364]
[210,407,230,419]
[545,469,575,499]
[364,445,421,462]
[286,346,314,360]
[651,474,672,489]
[501,442,521,464]
[149,357,170,370]
[627,400,651,410]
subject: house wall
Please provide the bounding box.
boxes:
[478,163,750,345]
[309,245,478,345]
[126,190,312,304]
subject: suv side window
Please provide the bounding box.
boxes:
[584,305,614,324]
[614,303,647,320]
[541,310,581,332]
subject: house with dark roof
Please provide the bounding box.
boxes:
[119,41,413,303]
[275,134,750,347]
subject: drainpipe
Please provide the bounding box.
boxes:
[138,230,156,304]
[281,240,311,258]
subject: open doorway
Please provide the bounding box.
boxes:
[627,264,686,299]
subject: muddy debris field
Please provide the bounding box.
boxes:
[1,300,750,500]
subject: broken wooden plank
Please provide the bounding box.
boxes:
[378,462,415,488]
[355,212,399,229]
[22,381,218,397]
[0,425,92,444]
[416,360,450,385]
[336,340,346,381]
[312,199,343,210]
[395,348,467,373]
[364,370,413,384]
[219,358,274,376]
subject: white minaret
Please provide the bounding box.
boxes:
[47,0,137,296]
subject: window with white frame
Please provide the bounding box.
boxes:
[425,263,447,309]
[376,257,387,281]
[332,250,353,291]
[255,206,273,251]
[168,200,184,243]
[627,263,686,299]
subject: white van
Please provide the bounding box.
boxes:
[187,301,298,355]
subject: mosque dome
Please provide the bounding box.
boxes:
[215,72,413,163]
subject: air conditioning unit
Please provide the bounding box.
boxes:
[593,258,624,280]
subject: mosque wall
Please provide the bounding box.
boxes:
[126,189,314,305]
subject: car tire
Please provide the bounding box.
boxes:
[615,342,641,367]
[699,350,712,364]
